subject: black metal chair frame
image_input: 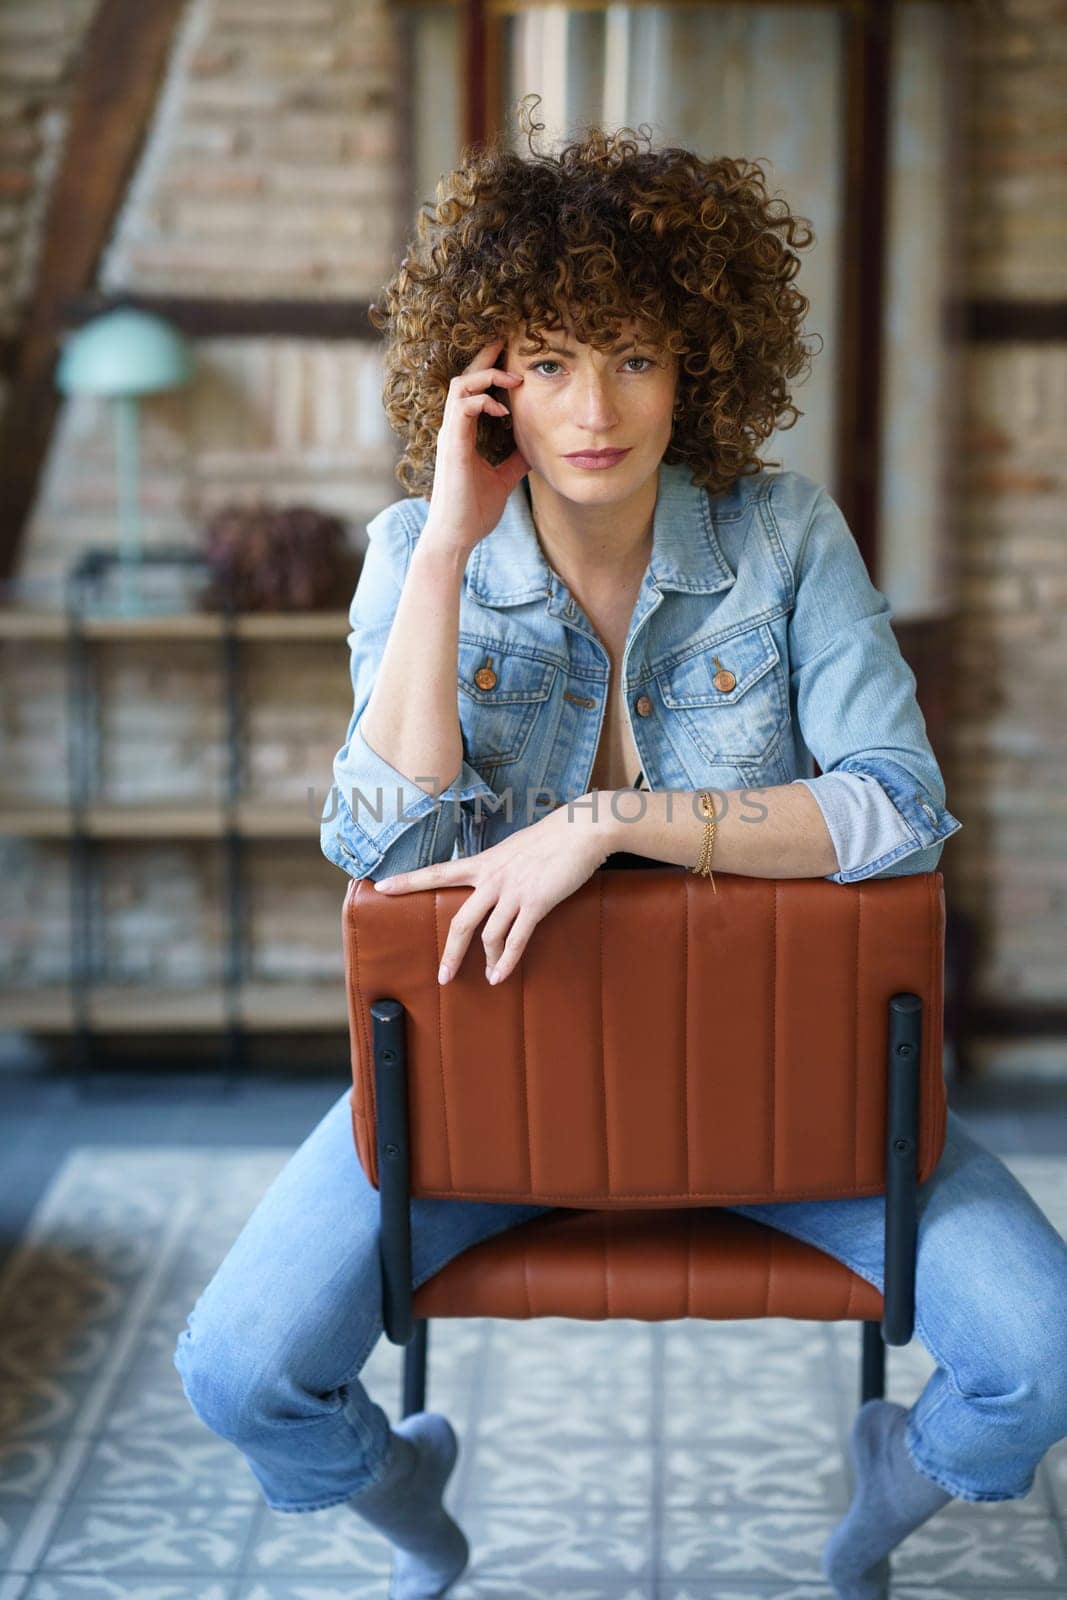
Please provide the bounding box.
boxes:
[369,989,924,1424]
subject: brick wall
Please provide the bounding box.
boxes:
[0,0,98,424]
[948,0,1067,1073]
[3,0,406,1031]
[97,0,404,296]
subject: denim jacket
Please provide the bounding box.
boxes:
[321,462,963,884]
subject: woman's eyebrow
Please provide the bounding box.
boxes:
[519,339,645,358]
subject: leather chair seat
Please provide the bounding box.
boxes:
[412,1204,884,1322]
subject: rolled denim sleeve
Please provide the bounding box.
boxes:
[783,481,963,883]
[320,501,495,881]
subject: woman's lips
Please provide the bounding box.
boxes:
[563,448,631,470]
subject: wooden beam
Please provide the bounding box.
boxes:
[0,0,187,584]
[835,0,893,578]
[482,3,506,143]
[58,291,1063,347]
[958,300,1067,343]
[966,1004,1067,1043]
[60,293,381,340]
[393,0,417,262]
[462,0,490,149]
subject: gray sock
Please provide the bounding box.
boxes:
[823,1398,953,1599]
[345,1410,469,1600]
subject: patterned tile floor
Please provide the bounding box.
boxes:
[0,1067,1064,1599]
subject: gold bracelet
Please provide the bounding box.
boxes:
[690,790,718,893]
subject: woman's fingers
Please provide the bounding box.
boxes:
[461,337,506,375]
[479,898,524,979]
[462,337,513,377]
[438,889,499,984]
[486,909,536,985]
[459,394,511,418]
[457,391,517,415]
[451,368,522,398]
[437,887,533,986]
[451,365,521,422]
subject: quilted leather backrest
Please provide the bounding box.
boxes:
[342,867,947,1207]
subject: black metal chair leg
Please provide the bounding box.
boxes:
[370,997,428,1418]
[883,993,921,1346]
[372,999,415,1346]
[402,1318,428,1417]
[858,1322,890,1599]
[861,1318,886,1403]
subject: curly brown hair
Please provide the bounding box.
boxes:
[369,95,820,500]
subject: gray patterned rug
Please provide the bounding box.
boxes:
[0,1146,1065,1599]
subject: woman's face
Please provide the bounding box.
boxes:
[500,315,679,504]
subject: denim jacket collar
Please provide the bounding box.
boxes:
[465,461,738,608]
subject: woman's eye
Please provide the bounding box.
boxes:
[530,356,654,376]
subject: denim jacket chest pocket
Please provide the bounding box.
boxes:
[457,636,558,770]
[651,619,790,775]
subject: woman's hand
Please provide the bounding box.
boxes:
[422,336,530,559]
[371,797,614,985]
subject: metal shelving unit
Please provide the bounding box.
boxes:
[0,546,352,1089]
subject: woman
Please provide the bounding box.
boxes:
[175,102,1067,1600]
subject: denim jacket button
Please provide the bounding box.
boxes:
[474,660,497,690]
[635,694,653,717]
[712,667,736,693]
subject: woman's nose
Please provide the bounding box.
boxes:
[575,382,618,425]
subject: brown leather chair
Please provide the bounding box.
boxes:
[341,858,948,1541]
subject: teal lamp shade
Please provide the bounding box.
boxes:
[56,307,193,398]
[56,309,194,615]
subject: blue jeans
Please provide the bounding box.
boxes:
[173,1090,1067,1512]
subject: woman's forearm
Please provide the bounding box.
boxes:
[592,783,840,878]
[359,535,468,797]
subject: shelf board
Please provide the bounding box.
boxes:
[234,613,352,641]
[0,801,323,839]
[0,610,67,640]
[0,982,350,1032]
[235,801,322,838]
[0,989,73,1030]
[0,803,72,837]
[240,981,350,1030]
[89,804,230,839]
[0,609,351,642]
